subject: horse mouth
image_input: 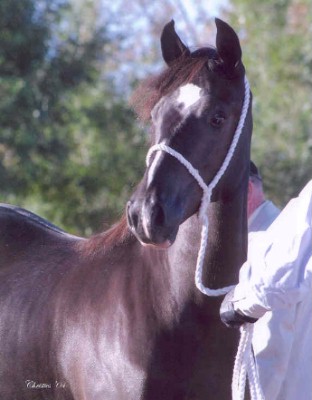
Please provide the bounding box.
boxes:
[127,200,179,248]
[128,222,177,249]
[141,239,172,249]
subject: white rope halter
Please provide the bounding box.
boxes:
[146,76,250,295]
[146,76,264,400]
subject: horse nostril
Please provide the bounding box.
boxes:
[151,203,166,227]
[127,201,139,231]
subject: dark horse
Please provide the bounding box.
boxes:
[0,19,252,400]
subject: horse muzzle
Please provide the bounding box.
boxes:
[126,195,180,248]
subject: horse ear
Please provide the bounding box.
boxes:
[215,18,242,74]
[161,20,190,66]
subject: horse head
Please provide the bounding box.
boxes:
[127,18,251,248]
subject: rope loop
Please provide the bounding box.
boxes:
[232,325,265,400]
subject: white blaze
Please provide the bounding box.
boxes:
[146,84,201,189]
[177,84,202,109]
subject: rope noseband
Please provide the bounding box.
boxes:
[146,76,264,400]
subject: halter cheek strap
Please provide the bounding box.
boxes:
[146,76,251,296]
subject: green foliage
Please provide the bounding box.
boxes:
[0,0,146,235]
[1,0,310,236]
[228,0,312,206]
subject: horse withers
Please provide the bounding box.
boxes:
[0,18,252,400]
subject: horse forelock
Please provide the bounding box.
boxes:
[130,47,219,123]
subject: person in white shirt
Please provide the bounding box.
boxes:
[248,161,280,232]
[221,177,312,400]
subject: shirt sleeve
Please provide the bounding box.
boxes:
[233,180,312,318]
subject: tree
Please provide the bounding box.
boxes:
[2,0,309,235]
[227,0,312,205]
[0,0,146,234]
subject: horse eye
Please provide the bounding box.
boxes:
[210,114,225,128]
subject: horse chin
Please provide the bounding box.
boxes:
[129,223,178,250]
[141,240,172,250]
[126,198,180,249]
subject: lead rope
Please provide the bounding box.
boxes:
[232,324,264,400]
[146,76,264,400]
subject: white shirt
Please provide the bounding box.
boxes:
[248,200,280,233]
[234,180,312,400]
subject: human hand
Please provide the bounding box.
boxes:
[220,289,258,328]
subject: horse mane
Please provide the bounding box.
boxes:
[77,214,132,258]
[130,47,219,122]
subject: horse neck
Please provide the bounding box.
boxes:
[204,187,248,288]
[167,143,250,307]
[167,186,247,299]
